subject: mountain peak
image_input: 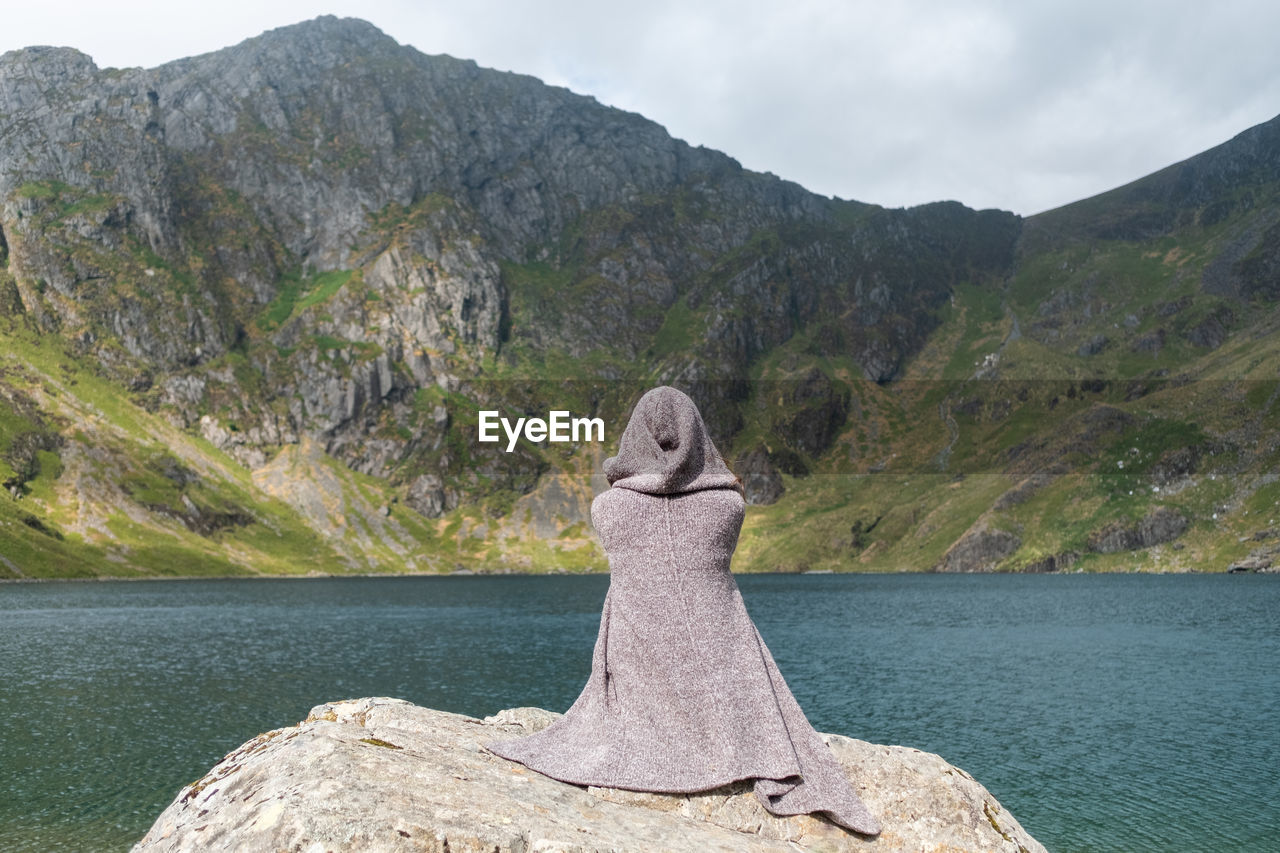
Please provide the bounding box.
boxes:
[252,14,397,48]
[0,45,98,77]
[155,15,403,77]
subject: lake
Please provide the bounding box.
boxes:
[1,573,1276,852]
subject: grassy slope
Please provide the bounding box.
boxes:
[4,241,1277,578]
[0,316,433,579]
[3,156,1278,578]
[732,188,1279,575]
[0,315,610,579]
[729,290,1279,574]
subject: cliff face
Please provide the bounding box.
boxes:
[131,697,1047,853]
[0,15,1018,484]
[2,17,1278,578]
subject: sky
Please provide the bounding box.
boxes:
[4,0,1279,216]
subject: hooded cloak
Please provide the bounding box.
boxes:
[485,386,880,836]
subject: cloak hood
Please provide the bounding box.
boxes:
[603,386,740,495]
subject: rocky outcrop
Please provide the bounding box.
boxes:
[1004,403,1133,479]
[133,697,1045,853]
[734,446,784,505]
[772,367,851,456]
[1020,551,1080,573]
[935,522,1021,572]
[1087,506,1188,553]
[1146,445,1203,487]
[1076,333,1109,356]
[1228,529,1280,572]
[993,473,1055,511]
[1182,306,1234,349]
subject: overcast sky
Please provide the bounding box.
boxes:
[5,1,1279,215]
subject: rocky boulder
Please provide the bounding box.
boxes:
[133,697,1045,853]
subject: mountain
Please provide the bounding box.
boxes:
[1,16,1276,578]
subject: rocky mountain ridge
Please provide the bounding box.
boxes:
[2,16,1278,577]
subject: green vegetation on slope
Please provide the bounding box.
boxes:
[2,53,1277,577]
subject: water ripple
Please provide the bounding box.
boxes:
[1,573,1277,852]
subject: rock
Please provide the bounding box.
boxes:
[936,522,1021,572]
[500,469,595,539]
[734,446,784,505]
[1228,539,1280,572]
[0,272,22,314]
[1004,403,1132,479]
[993,473,1055,511]
[405,472,452,519]
[1019,551,1079,573]
[1076,333,1108,356]
[133,697,1045,853]
[1236,218,1280,300]
[249,438,426,570]
[1129,328,1165,353]
[1183,307,1234,349]
[1087,506,1189,553]
[1147,445,1202,487]
[772,368,851,457]
[1155,296,1191,318]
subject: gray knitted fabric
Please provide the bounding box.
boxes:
[485,387,881,836]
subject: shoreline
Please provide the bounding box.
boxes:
[2,566,1268,584]
[0,569,578,584]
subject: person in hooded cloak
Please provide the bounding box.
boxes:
[485,386,880,836]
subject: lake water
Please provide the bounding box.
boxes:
[1,573,1276,852]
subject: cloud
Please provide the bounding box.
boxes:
[3,0,1279,215]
